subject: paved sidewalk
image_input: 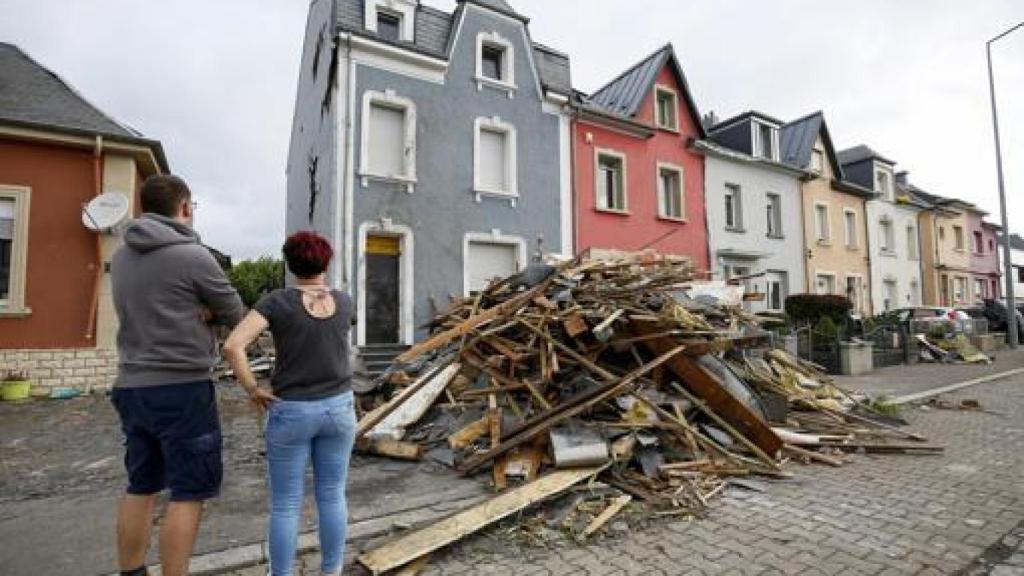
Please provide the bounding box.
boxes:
[234,372,1024,576]
[832,347,1024,399]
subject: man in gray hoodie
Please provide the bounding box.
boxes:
[110,175,244,576]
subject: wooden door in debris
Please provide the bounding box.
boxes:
[366,235,401,344]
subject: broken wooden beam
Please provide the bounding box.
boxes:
[357,466,606,575]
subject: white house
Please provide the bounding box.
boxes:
[700,111,808,314]
[839,147,925,314]
[999,233,1024,299]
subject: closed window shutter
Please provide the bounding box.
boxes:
[369,104,405,176]
[479,129,507,191]
[467,242,517,293]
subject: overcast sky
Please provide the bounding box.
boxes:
[1,0,1022,259]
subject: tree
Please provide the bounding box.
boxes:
[228,257,285,307]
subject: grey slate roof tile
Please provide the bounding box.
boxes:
[335,0,570,95]
[779,111,822,169]
[585,43,706,137]
[0,42,137,139]
[837,144,895,166]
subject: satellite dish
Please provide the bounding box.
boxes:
[82,192,130,233]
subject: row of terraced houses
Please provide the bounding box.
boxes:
[286,0,1005,346]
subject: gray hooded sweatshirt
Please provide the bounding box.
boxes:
[111,214,244,388]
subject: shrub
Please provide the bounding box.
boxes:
[228,257,285,308]
[814,315,840,339]
[785,294,853,325]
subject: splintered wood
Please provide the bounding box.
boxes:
[354,253,938,569]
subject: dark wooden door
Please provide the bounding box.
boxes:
[365,236,400,344]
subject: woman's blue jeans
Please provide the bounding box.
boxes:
[266,392,356,576]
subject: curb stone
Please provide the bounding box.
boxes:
[889,367,1024,405]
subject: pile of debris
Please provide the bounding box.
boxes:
[353,253,940,574]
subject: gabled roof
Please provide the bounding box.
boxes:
[780,111,843,179]
[837,144,895,167]
[334,0,571,95]
[0,43,168,169]
[458,0,528,22]
[586,44,706,137]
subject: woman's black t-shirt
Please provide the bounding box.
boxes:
[254,288,353,401]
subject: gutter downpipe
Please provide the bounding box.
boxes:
[85,135,104,341]
[569,106,579,257]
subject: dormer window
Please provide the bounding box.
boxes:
[654,86,679,131]
[811,149,824,174]
[475,31,516,95]
[875,167,892,200]
[376,10,402,42]
[365,0,415,43]
[752,121,778,161]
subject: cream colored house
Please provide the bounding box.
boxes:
[780,112,873,315]
[910,186,976,307]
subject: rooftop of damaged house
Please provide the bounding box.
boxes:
[0,42,233,398]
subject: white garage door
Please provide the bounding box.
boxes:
[466,241,519,294]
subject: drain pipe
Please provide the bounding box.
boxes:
[85,135,104,341]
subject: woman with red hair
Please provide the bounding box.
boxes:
[223,231,354,576]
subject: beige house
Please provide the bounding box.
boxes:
[780,112,873,315]
[911,189,976,307]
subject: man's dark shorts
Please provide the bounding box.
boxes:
[111,381,223,502]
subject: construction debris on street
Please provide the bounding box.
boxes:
[352,253,941,575]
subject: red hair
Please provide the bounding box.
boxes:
[283,231,334,278]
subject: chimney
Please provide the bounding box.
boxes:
[702,111,720,131]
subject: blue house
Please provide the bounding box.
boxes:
[286,0,572,346]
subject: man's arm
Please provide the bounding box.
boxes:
[192,250,245,328]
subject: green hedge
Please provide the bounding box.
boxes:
[785,294,853,325]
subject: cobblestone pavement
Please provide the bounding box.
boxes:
[233,373,1024,576]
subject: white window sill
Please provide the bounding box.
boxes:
[767,234,785,240]
[595,207,631,216]
[879,250,898,258]
[655,124,680,134]
[475,76,517,98]
[0,306,32,318]
[726,226,746,233]
[657,215,687,223]
[845,245,860,252]
[816,239,832,246]
[360,172,417,193]
[473,188,519,207]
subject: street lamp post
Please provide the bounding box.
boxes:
[987,21,1024,349]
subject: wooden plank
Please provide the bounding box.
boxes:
[394,555,430,576]
[580,494,632,539]
[396,279,555,364]
[356,438,424,461]
[356,360,453,439]
[784,444,844,467]
[668,382,779,469]
[631,320,784,460]
[357,466,606,575]
[367,364,462,440]
[447,417,490,450]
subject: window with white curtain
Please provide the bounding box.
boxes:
[474,117,517,199]
[597,152,626,211]
[657,165,684,219]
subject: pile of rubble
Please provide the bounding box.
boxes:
[352,253,940,574]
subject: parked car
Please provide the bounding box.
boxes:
[885,307,969,324]
[965,299,1024,334]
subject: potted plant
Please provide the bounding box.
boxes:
[1,368,32,401]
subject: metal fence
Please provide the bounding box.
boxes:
[789,325,841,374]
[862,324,910,368]
[907,318,989,337]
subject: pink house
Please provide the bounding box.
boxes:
[968,210,1002,301]
[570,44,709,271]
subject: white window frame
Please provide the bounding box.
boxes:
[0,185,31,317]
[462,230,527,297]
[473,116,518,205]
[356,219,415,346]
[810,148,825,174]
[814,202,831,244]
[724,183,743,231]
[907,225,919,260]
[653,85,680,132]
[656,162,685,221]
[879,217,895,254]
[874,165,893,201]
[815,271,837,295]
[953,225,965,251]
[364,0,416,42]
[843,208,859,249]
[766,192,783,239]
[595,148,628,214]
[475,31,516,96]
[845,273,865,311]
[360,90,418,192]
[883,278,898,311]
[751,120,780,161]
